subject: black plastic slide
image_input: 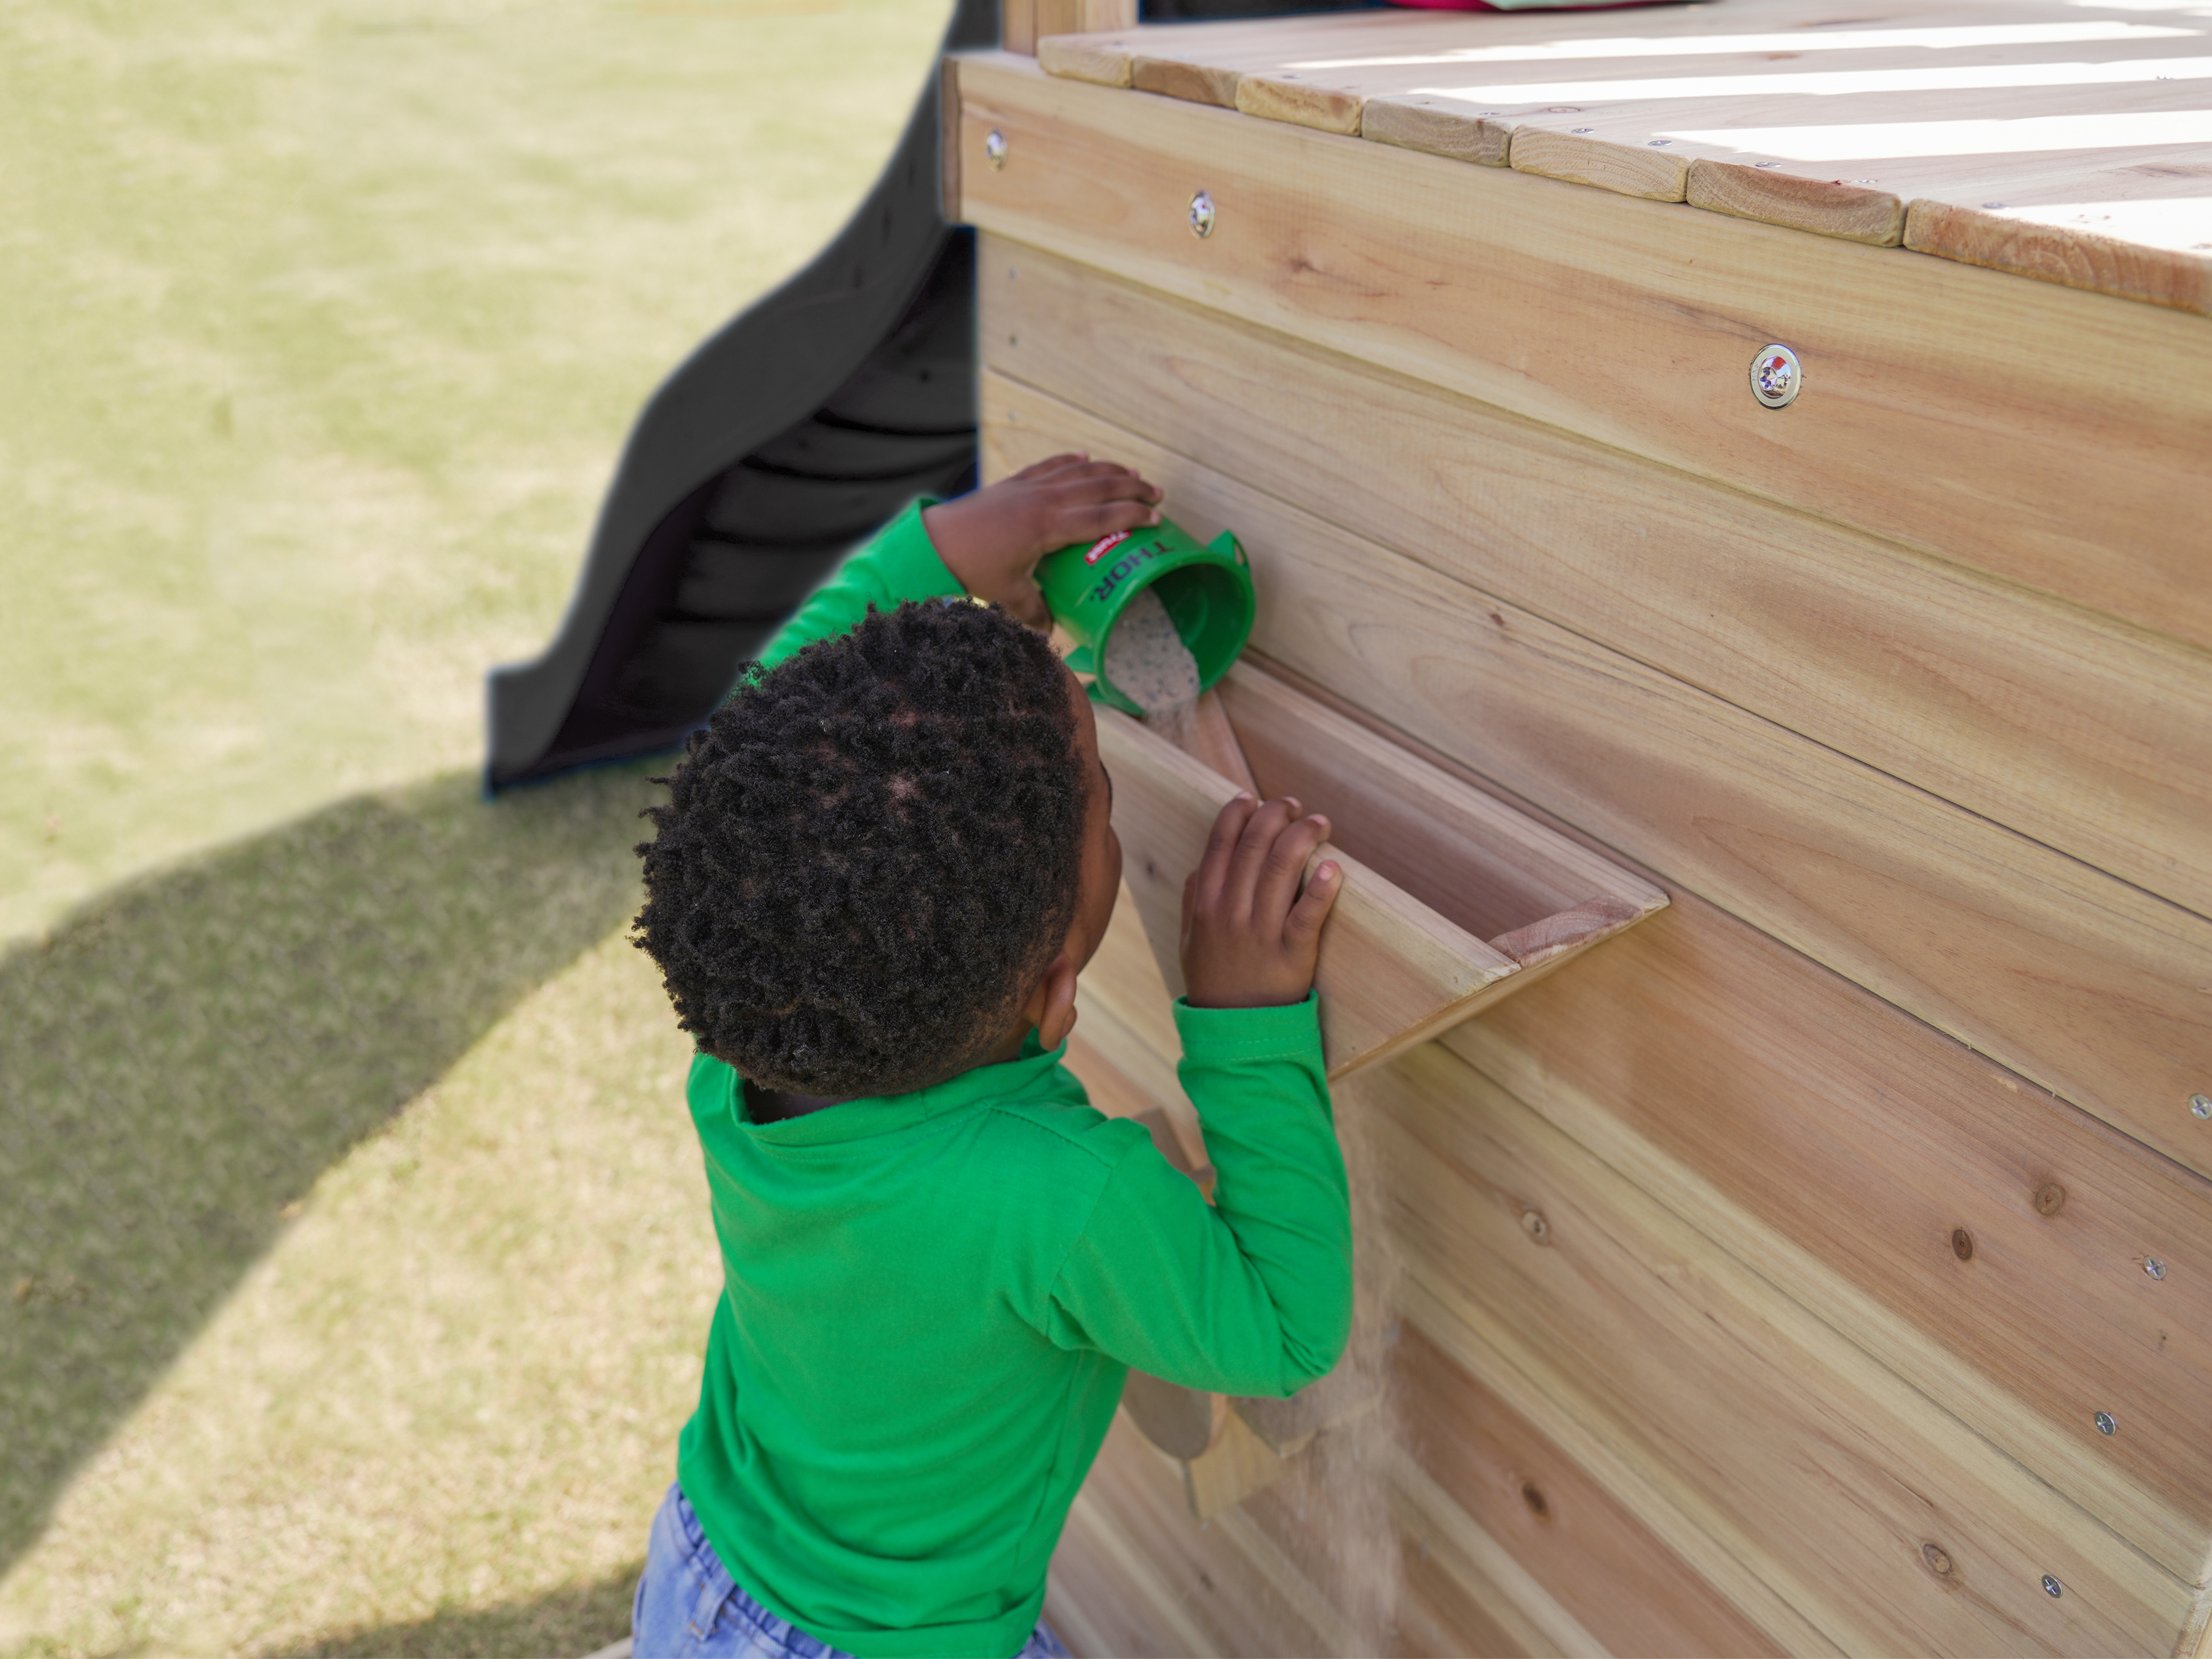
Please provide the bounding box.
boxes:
[485,0,1364,789]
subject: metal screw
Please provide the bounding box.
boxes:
[2042,1574,2064,1598]
[2146,1256,2167,1280]
[2095,1411,2116,1435]
[1756,160,1781,168]
[1188,190,1214,239]
[1647,138,1673,147]
[1983,201,2006,210]
[2190,1093,2210,1119]
[1572,127,1594,134]
[984,129,1007,170]
[1750,343,1802,410]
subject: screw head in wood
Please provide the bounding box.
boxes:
[2042,1574,2064,1598]
[1188,190,1214,239]
[2191,1093,2210,1119]
[2146,1256,2167,1280]
[2095,1411,2116,1435]
[984,129,1007,170]
[1750,344,1802,410]
[1520,1207,1551,1244]
[2034,1183,2065,1216]
[1950,1227,1974,1261]
[1572,126,1594,134]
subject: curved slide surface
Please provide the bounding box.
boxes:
[486,0,1360,789]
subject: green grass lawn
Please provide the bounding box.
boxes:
[1,1,946,1650]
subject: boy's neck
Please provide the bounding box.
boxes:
[742,1021,1042,1125]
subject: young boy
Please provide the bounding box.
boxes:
[628,453,1354,1659]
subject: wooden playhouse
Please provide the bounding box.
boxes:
[946,0,2212,1652]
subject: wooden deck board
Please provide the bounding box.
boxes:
[1019,1,2212,309]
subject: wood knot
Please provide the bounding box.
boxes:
[1520,1480,1550,1520]
[1950,1228,1974,1261]
[2035,1183,2066,1217]
[1520,1208,1551,1245]
[1921,1541,1954,1578]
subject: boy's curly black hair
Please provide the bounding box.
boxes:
[633,598,1090,1098]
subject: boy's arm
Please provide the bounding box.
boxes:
[753,500,963,675]
[1043,997,1352,1399]
[752,453,1164,674]
[1044,792,1354,1397]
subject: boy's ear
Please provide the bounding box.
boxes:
[1029,951,1081,1051]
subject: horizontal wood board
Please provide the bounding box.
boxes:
[1072,842,2212,1598]
[1067,901,2206,1651]
[982,371,2212,1189]
[1365,1043,2201,1656]
[1026,1,2212,310]
[981,243,2212,923]
[953,53,2212,656]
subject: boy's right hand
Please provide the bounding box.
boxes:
[1181,795,1340,1010]
[922,453,1164,631]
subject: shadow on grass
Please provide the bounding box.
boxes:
[0,764,664,1576]
[268,1562,641,1658]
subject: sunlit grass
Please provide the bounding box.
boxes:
[1,0,948,1650]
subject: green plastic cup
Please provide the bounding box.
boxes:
[1034,517,1255,716]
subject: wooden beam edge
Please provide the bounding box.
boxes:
[1687,155,1904,248]
[1905,198,2212,319]
[999,47,2206,314]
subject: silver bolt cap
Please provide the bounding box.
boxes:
[984,129,1007,170]
[1189,190,1214,239]
[1750,344,1802,410]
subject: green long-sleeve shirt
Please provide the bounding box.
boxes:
[676,501,1353,1658]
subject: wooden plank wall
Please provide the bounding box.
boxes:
[951,51,2212,1659]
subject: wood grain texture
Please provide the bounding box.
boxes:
[982,373,2212,1185]
[1036,32,1134,88]
[1360,93,1512,166]
[979,247,2212,928]
[1509,125,1688,201]
[1688,156,1905,244]
[1024,4,2212,309]
[1369,1045,2201,1657]
[1132,55,1241,108]
[1046,1415,1333,1655]
[1392,1322,1785,1658]
[1214,664,1667,944]
[1234,71,1363,135]
[952,54,2212,655]
[1442,880,2212,1587]
[1907,196,2212,316]
[1097,701,1524,1079]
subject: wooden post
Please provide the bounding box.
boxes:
[1001,0,1135,56]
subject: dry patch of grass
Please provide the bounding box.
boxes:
[1,920,713,1657]
[2,0,949,1647]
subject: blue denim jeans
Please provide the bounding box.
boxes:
[632,1483,1073,1659]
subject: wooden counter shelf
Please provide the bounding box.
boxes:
[955,3,2212,1653]
[1102,663,1667,1081]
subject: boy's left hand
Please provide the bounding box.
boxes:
[923,453,1165,630]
